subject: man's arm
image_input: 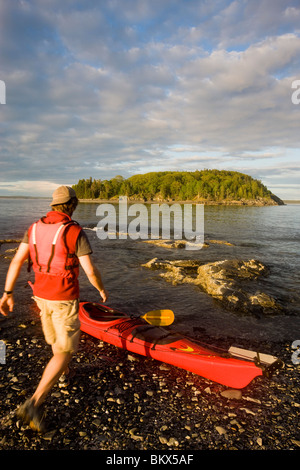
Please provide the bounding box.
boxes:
[79,254,108,302]
[0,242,29,316]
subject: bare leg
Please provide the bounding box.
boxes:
[31,348,72,407]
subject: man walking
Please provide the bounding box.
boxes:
[0,186,108,432]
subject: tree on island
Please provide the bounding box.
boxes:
[72,169,283,204]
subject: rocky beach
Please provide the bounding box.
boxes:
[0,240,299,452]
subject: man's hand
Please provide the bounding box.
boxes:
[99,288,109,303]
[0,294,14,316]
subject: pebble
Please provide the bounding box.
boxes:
[159,364,170,371]
[42,430,56,441]
[243,396,261,404]
[240,407,257,416]
[220,389,242,400]
[127,354,138,362]
[0,297,298,451]
[159,436,179,447]
[129,428,143,441]
[291,440,300,448]
[215,426,227,436]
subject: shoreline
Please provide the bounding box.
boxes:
[78,197,285,206]
[1,196,299,205]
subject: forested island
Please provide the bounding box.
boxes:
[72,170,284,205]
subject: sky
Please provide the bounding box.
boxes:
[0,0,300,199]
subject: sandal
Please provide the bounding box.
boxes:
[16,399,46,432]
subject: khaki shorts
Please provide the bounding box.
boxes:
[33,297,81,354]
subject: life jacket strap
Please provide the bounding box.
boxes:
[46,223,68,273]
[32,223,42,272]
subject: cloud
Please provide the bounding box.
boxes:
[0,0,300,198]
[0,180,60,196]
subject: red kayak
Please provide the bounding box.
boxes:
[79,302,283,389]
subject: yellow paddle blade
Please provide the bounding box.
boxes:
[141,309,175,326]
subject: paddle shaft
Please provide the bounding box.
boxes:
[87,305,174,326]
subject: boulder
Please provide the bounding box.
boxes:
[142,258,281,316]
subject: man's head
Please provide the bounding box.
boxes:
[50,186,78,216]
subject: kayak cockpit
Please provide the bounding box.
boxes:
[82,302,126,322]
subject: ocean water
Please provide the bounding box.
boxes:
[0,197,299,343]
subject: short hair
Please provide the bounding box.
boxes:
[51,197,78,216]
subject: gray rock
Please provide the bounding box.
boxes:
[142,258,281,316]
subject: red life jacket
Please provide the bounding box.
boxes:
[28,211,82,300]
